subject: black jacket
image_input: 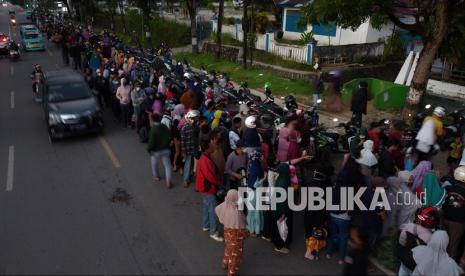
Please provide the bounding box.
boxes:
[351,87,368,114]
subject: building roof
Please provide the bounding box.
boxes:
[278,0,310,8]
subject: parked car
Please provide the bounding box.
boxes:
[20,25,45,51]
[0,32,10,56]
[42,70,104,141]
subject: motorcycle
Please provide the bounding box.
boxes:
[9,43,21,61]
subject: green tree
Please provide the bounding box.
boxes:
[130,0,156,35]
[300,0,465,120]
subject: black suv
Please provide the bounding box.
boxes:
[42,70,104,141]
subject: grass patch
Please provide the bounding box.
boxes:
[215,37,314,71]
[211,32,243,47]
[92,11,190,48]
[174,52,312,104]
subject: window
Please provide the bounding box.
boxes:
[312,23,337,37]
[285,10,306,33]
[24,33,39,39]
[48,82,92,102]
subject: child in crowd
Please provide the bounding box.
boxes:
[305,227,328,260]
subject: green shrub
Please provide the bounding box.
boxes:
[223,17,237,25]
[252,12,270,34]
[381,31,406,62]
[300,31,314,44]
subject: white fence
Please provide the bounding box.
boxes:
[212,20,312,64]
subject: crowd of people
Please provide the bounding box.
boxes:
[33,10,465,276]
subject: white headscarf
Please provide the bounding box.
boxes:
[356,140,378,167]
[416,119,436,146]
[412,230,462,276]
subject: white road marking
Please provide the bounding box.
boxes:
[99,137,121,168]
[10,66,14,76]
[6,146,15,191]
[10,91,14,109]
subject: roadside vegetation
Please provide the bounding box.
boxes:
[174,52,313,105]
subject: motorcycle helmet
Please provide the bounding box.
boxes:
[258,114,273,129]
[284,95,297,109]
[454,166,465,183]
[433,106,446,118]
[183,72,191,80]
[245,116,257,128]
[185,109,200,123]
[414,206,440,229]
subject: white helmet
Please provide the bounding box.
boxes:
[183,72,191,79]
[455,166,465,183]
[185,110,200,123]
[245,116,256,128]
[433,106,446,117]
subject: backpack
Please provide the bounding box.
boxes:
[397,224,427,270]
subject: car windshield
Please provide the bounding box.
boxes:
[24,33,39,39]
[48,82,92,102]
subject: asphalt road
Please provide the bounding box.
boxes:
[0,7,345,275]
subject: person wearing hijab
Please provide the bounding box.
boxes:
[411,161,432,193]
[412,230,462,276]
[357,140,378,189]
[396,171,422,227]
[343,127,367,168]
[421,172,446,207]
[243,116,261,149]
[247,150,263,190]
[247,179,264,237]
[215,190,249,276]
[271,163,292,254]
[384,176,421,235]
[357,140,378,168]
[277,116,295,162]
[287,127,302,161]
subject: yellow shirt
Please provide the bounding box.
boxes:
[424,116,443,137]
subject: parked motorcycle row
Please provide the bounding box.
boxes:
[32,8,465,161]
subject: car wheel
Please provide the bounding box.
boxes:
[49,133,56,143]
[48,127,57,143]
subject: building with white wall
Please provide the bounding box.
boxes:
[279,0,395,46]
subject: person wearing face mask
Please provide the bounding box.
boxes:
[131,80,146,126]
[94,69,110,109]
[116,77,132,128]
[109,73,121,119]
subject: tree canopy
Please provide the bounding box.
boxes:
[300,0,465,63]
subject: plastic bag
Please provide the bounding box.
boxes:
[277,217,288,241]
